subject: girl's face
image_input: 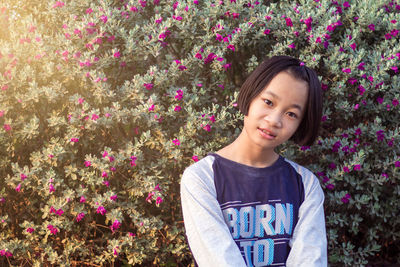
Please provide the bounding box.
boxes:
[242,71,309,152]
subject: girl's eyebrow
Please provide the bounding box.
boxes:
[263,91,303,111]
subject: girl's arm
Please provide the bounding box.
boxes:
[286,169,328,267]
[180,165,247,267]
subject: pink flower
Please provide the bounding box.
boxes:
[178,65,187,71]
[78,98,84,104]
[102,171,108,178]
[15,183,21,192]
[203,124,211,131]
[113,51,120,58]
[84,161,91,167]
[223,63,231,70]
[110,195,118,201]
[0,110,4,117]
[144,83,153,90]
[395,161,400,167]
[80,196,86,203]
[368,24,375,31]
[100,15,108,23]
[192,155,199,162]
[342,68,351,73]
[353,164,361,171]
[343,166,350,173]
[130,156,137,166]
[86,8,93,14]
[20,173,27,181]
[172,15,182,21]
[195,52,202,59]
[326,184,335,190]
[110,219,121,232]
[47,224,58,235]
[52,1,65,8]
[392,99,399,106]
[175,89,183,100]
[263,29,271,35]
[70,138,79,142]
[146,192,155,203]
[288,43,296,49]
[172,139,180,146]
[76,212,85,222]
[391,66,398,73]
[227,44,235,51]
[350,43,356,51]
[92,114,99,121]
[174,105,182,112]
[341,193,351,203]
[96,206,107,215]
[156,197,163,205]
[49,183,55,193]
[26,227,35,233]
[56,209,64,216]
[154,184,161,191]
[285,17,293,27]
[3,124,11,132]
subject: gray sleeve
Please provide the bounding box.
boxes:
[285,161,328,267]
[180,157,247,267]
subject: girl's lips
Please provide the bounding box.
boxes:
[258,128,276,139]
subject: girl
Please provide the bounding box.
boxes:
[181,55,327,266]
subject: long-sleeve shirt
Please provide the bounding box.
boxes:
[181,153,327,267]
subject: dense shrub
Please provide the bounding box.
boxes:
[0,0,399,266]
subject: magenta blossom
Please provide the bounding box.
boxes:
[26,227,35,233]
[110,219,121,232]
[84,161,91,167]
[96,206,107,215]
[192,155,199,162]
[143,83,153,90]
[156,197,163,205]
[174,105,182,112]
[326,184,335,190]
[146,191,155,203]
[110,195,118,201]
[15,184,21,192]
[52,1,65,8]
[172,139,180,146]
[47,224,59,235]
[3,124,11,131]
[80,196,86,203]
[353,164,361,171]
[49,183,55,193]
[285,17,293,27]
[76,212,85,222]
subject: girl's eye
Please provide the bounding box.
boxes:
[287,112,298,118]
[264,99,273,106]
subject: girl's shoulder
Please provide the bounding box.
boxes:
[282,157,323,194]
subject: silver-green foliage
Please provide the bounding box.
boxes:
[0,0,399,266]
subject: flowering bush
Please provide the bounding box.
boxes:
[0,0,399,266]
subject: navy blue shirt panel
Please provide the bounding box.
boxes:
[209,153,305,266]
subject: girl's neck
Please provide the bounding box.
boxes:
[216,132,280,168]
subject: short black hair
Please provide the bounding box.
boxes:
[237,55,323,146]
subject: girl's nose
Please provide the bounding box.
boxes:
[264,111,282,128]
